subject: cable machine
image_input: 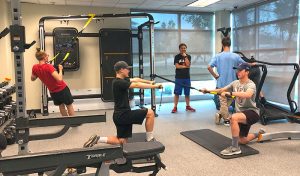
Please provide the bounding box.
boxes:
[38,13,157,115]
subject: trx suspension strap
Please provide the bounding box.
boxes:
[52,14,95,64]
[152,74,235,99]
[48,53,60,63]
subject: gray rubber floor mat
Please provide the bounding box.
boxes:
[181,129,259,159]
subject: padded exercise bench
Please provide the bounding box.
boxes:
[0,140,166,176]
[0,145,123,176]
[109,141,166,176]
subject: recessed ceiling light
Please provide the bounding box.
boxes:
[188,0,221,7]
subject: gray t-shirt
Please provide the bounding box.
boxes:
[224,79,259,115]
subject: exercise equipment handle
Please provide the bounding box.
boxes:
[200,89,235,98]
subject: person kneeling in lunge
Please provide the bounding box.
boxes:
[84,61,162,147]
[201,63,265,156]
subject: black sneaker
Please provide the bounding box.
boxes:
[224,120,230,127]
[83,135,100,148]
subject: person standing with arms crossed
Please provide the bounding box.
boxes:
[172,43,196,113]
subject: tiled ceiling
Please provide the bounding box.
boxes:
[19,0,263,12]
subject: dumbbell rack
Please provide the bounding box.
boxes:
[0,82,17,144]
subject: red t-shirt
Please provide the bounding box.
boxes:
[32,63,67,93]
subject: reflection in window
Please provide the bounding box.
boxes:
[131,13,178,29]
[181,14,213,30]
[131,12,214,99]
[233,8,255,28]
[258,0,298,23]
[232,0,299,105]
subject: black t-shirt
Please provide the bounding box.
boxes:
[112,77,131,111]
[174,54,191,79]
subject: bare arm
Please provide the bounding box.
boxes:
[130,77,154,84]
[51,65,63,81]
[175,63,189,69]
[185,57,190,67]
[207,65,219,79]
[201,87,228,94]
[129,82,162,89]
[31,74,38,81]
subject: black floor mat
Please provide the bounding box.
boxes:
[181,129,259,159]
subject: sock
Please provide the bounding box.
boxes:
[98,137,108,143]
[146,131,154,141]
[232,136,239,148]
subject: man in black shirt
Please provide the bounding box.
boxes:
[172,43,196,113]
[84,61,162,146]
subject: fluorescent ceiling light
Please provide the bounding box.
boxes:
[188,0,221,7]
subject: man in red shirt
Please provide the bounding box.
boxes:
[31,48,75,116]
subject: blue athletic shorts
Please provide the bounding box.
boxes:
[174,78,191,96]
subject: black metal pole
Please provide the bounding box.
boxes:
[137,25,144,107]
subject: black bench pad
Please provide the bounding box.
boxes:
[122,141,165,159]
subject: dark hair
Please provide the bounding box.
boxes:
[179,43,187,49]
[35,47,47,61]
[222,37,231,47]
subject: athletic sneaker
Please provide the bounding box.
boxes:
[186,106,196,112]
[220,146,242,156]
[224,120,230,127]
[83,134,100,148]
[146,137,156,142]
[171,107,177,113]
[67,168,77,175]
[257,128,266,142]
[215,113,222,125]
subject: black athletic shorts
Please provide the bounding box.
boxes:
[113,109,148,138]
[50,86,74,106]
[239,110,260,137]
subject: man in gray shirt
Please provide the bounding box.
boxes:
[202,63,264,156]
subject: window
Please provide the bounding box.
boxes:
[232,0,299,105]
[131,12,215,99]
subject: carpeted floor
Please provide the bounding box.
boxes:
[2,100,300,176]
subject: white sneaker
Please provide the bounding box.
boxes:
[215,113,222,125]
[220,146,242,156]
[259,128,266,134]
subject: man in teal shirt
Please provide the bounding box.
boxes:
[208,37,245,126]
